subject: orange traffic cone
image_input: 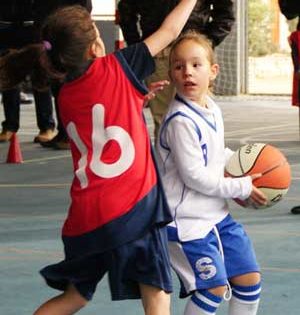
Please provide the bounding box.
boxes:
[6,133,23,163]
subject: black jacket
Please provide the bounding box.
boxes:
[278,0,300,20]
[118,0,235,47]
[279,0,300,30]
[0,0,35,22]
[33,0,92,27]
[0,0,92,49]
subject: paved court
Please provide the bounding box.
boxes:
[0,95,299,315]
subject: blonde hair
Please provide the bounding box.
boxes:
[169,30,216,66]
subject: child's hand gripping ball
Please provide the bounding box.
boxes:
[225,143,291,209]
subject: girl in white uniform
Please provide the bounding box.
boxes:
[157,31,267,315]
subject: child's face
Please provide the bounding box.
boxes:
[169,39,219,106]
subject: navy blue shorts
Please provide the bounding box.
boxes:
[40,225,173,301]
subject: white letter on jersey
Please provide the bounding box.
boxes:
[90,104,135,178]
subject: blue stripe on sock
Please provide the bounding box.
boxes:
[232,291,260,302]
[232,283,261,292]
[201,290,223,304]
[191,292,221,314]
[232,283,261,302]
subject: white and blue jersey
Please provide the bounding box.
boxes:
[157,93,252,241]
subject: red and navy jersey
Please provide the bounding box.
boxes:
[290,30,300,106]
[58,43,172,258]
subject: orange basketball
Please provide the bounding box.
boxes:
[225,143,291,209]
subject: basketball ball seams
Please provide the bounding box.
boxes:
[240,143,266,174]
[252,160,289,189]
[238,147,245,174]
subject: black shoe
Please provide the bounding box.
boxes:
[39,133,70,150]
[291,206,300,214]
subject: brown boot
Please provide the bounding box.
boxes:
[33,129,56,143]
[0,130,14,142]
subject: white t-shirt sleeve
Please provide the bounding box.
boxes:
[224,147,235,164]
[165,117,252,200]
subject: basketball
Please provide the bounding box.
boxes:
[225,143,291,209]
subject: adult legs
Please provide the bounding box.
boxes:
[145,50,175,141]
[33,88,56,143]
[40,82,70,149]
[0,88,20,142]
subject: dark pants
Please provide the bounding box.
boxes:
[0,23,55,133]
[1,87,55,132]
[51,81,68,138]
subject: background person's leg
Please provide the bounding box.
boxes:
[40,82,70,149]
[0,88,20,142]
[33,88,56,143]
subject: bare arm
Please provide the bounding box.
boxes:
[144,0,196,57]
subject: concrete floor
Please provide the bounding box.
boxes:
[0,95,299,315]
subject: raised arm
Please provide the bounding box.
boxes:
[144,0,196,57]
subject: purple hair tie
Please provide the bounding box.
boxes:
[43,40,52,51]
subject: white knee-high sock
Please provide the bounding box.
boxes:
[228,283,261,315]
[184,290,222,315]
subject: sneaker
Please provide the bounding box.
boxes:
[0,130,14,142]
[33,129,56,143]
[291,206,300,214]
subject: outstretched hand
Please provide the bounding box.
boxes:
[144,80,170,104]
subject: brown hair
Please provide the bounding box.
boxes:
[0,5,97,90]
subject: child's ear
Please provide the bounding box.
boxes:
[89,42,98,58]
[88,39,105,59]
[210,63,219,81]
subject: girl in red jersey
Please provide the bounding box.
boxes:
[0,1,196,315]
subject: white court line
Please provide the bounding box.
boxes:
[225,123,294,137]
[0,183,69,188]
[23,154,71,164]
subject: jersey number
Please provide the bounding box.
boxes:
[66,104,135,188]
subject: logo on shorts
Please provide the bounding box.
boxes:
[195,257,217,280]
